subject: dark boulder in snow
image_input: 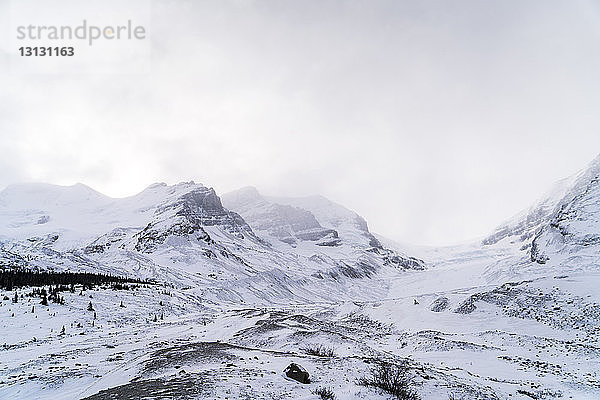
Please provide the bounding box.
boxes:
[284,363,310,384]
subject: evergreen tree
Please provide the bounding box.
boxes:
[87,301,94,311]
[40,293,48,306]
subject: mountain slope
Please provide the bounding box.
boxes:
[483,155,600,275]
[221,186,339,246]
[222,186,426,272]
[0,181,425,305]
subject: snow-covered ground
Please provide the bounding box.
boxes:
[1,155,600,399]
[3,266,598,399]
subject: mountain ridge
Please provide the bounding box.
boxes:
[0,180,425,305]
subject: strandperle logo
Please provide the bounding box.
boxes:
[16,20,146,46]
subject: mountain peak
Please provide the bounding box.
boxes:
[0,182,109,207]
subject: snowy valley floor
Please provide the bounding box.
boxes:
[1,263,599,400]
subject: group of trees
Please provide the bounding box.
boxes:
[0,269,145,291]
[2,269,151,310]
[2,269,169,331]
[26,286,67,305]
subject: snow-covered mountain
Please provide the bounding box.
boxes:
[483,154,600,274]
[221,187,340,246]
[0,181,424,304]
[2,155,600,400]
[222,186,425,270]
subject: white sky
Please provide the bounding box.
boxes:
[1,0,600,246]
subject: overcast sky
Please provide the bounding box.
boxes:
[1,0,600,246]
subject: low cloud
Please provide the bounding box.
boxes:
[1,0,600,245]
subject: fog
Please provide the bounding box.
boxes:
[1,0,600,245]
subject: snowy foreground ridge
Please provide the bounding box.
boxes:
[1,156,600,400]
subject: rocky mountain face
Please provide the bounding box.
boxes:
[222,187,425,270]
[483,155,600,271]
[0,181,425,304]
[133,185,259,253]
[265,192,384,249]
[221,187,338,246]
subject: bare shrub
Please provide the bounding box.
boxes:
[302,344,335,357]
[313,386,336,400]
[358,361,420,400]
